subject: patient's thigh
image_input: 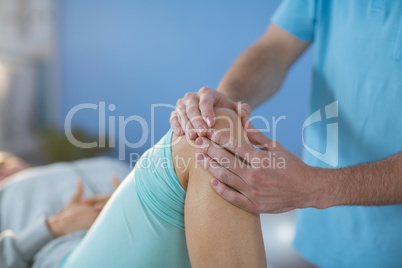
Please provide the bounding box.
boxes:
[61,170,191,268]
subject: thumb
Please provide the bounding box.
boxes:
[242,115,273,150]
[71,179,84,203]
[237,102,252,118]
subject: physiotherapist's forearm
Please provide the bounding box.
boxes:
[217,24,309,109]
[217,39,287,109]
[319,153,402,208]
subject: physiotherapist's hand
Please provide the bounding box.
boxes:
[195,116,332,214]
[169,86,252,140]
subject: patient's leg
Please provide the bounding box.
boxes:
[172,108,266,268]
[61,108,265,268]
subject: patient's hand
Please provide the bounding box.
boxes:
[81,176,120,210]
[46,177,119,237]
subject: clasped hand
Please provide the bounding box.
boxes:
[47,177,120,237]
[170,87,330,214]
[195,116,329,213]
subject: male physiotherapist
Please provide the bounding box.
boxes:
[170,1,402,267]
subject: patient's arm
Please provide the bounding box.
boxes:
[172,108,266,268]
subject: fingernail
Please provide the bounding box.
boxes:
[95,204,104,210]
[207,129,215,137]
[241,109,248,117]
[176,127,181,135]
[196,154,205,161]
[197,125,204,135]
[195,137,203,146]
[206,117,212,127]
[211,178,219,187]
[187,129,195,138]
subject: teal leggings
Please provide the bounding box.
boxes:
[60,130,191,267]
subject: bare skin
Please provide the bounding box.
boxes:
[172,108,266,268]
[169,23,402,214]
[0,153,31,182]
[46,178,119,237]
[0,152,120,238]
[46,180,102,237]
[169,24,309,139]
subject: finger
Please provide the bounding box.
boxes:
[200,88,239,125]
[198,87,216,127]
[176,99,197,140]
[83,195,110,205]
[210,178,258,214]
[72,179,84,202]
[195,137,250,177]
[184,92,207,136]
[206,128,259,161]
[242,116,275,150]
[169,111,184,136]
[94,203,105,211]
[112,176,120,189]
[197,153,248,193]
[173,99,187,135]
[237,103,252,118]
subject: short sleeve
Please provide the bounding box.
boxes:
[271,0,317,43]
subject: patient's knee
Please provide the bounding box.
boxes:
[173,108,243,155]
[173,107,245,158]
[171,107,245,190]
[211,107,249,145]
[213,107,242,130]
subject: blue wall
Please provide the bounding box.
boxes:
[58,0,312,160]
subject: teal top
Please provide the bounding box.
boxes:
[60,129,191,267]
[136,129,187,229]
[272,1,402,267]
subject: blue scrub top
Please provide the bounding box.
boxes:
[272,0,402,267]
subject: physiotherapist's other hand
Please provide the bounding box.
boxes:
[46,180,102,237]
[169,86,252,140]
[195,116,331,214]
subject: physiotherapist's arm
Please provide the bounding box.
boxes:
[170,24,309,138]
[196,115,402,213]
[321,152,402,208]
[217,23,309,109]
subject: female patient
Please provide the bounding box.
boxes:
[61,107,266,267]
[0,156,130,268]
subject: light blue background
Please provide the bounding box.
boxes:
[57,0,312,159]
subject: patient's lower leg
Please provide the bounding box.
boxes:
[172,108,267,268]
